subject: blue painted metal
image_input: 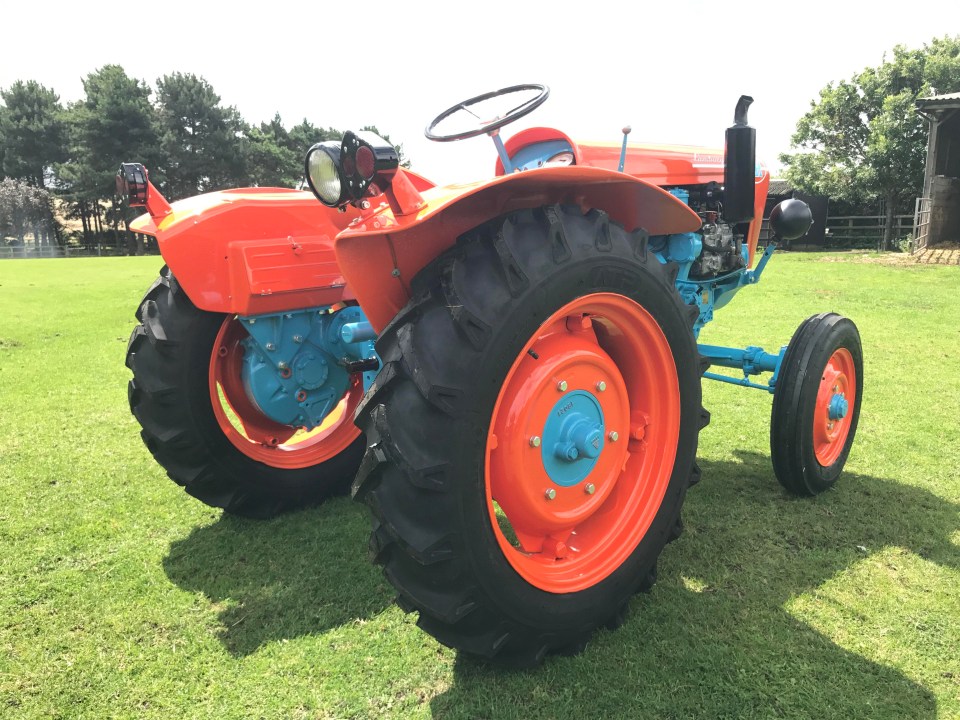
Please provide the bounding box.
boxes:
[829,394,849,420]
[698,342,789,394]
[703,371,774,392]
[491,132,514,174]
[340,321,375,344]
[239,305,380,430]
[668,188,690,205]
[618,130,630,172]
[648,231,781,336]
[541,391,605,487]
[504,139,573,172]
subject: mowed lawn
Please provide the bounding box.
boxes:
[0,254,958,720]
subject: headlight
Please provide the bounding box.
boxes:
[305,142,344,206]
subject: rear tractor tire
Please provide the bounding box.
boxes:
[353,204,708,665]
[126,267,366,518]
[771,312,863,495]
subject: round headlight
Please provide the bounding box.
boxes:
[305,143,343,206]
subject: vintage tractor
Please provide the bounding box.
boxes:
[122,85,862,666]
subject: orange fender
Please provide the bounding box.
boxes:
[335,166,701,331]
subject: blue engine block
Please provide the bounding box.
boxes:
[239,306,380,429]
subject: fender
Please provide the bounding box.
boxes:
[129,170,437,316]
[335,166,702,331]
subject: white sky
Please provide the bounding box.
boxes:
[2,0,957,186]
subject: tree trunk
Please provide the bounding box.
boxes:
[883,193,896,251]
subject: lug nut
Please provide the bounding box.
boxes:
[529,436,541,448]
[557,380,568,392]
[584,483,596,495]
[544,488,557,501]
[596,381,606,392]
[608,431,619,442]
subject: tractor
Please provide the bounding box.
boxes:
[122,84,862,666]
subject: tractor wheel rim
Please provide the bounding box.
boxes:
[485,293,680,593]
[813,347,856,467]
[209,316,362,468]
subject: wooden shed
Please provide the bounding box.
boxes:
[916,93,960,249]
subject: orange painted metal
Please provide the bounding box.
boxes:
[484,294,680,593]
[335,166,702,331]
[130,188,360,315]
[496,127,770,266]
[813,348,856,467]
[129,170,438,316]
[208,316,363,467]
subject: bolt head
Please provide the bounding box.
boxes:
[584,483,596,495]
[557,380,568,392]
[265,342,276,352]
[293,335,303,344]
[544,488,557,501]
[608,431,619,442]
[529,436,541,448]
[278,361,288,370]
[596,381,606,392]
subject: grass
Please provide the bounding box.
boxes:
[0,253,958,719]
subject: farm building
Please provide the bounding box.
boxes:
[916,92,960,249]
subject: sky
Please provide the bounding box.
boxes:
[2,0,957,186]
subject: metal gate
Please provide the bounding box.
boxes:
[913,197,932,254]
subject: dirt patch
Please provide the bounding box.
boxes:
[813,246,960,266]
[913,243,960,266]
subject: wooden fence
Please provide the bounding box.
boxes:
[822,215,914,251]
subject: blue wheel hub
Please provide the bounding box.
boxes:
[828,393,849,420]
[541,390,605,487]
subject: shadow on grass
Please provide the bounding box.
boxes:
[430,451,959,720]
[162,495,391,656]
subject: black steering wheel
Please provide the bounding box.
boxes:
[425,84,550,142]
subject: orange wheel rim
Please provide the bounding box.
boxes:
[208,317,362,469]
[813,348,856,467]
[485,293,680,593]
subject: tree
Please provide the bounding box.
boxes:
[781,36,960,247]
[0,177,59,248]
[57,65,158,251]
[242,117,298,188]
[0,80,67,187]
[154,73,244,199]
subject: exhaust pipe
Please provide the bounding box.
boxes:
[723,95,756,224]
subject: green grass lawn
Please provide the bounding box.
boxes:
[1,254,958,719]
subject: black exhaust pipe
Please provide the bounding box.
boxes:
[723,95,756,224]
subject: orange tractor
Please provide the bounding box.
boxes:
[123,85,861,665]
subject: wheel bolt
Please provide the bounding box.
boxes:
[544,488,557,501]
[557,380,568,392]
[584,483,596,495]
[529,436,541,448]
[596,381,606,392]
[608,431,619,442]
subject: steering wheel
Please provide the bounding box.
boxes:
[425,84,550,142]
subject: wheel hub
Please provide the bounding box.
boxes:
[828,393,848,420]
[543,391,605,484]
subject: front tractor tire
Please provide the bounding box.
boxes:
[353,205,708,665]
[771,312,863,495]
[126,268,366,518]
